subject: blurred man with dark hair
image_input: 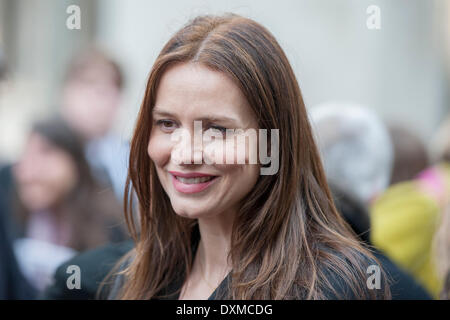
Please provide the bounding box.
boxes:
[388,125,429,185]
[60,49,129,203]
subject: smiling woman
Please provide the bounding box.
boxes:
[110,13,390,300]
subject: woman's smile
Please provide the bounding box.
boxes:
[169,171,219,194]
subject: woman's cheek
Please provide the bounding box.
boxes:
[148,131,172,166]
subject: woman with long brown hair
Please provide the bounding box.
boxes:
[9,117,126,292]
[110,13,389,300]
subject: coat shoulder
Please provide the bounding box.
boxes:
[41,240,133,300]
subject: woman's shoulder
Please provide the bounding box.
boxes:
[104,251,135,300]
[313,246,389,300]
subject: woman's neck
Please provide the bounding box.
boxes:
[196,211,234,279]
[179,208,238,299]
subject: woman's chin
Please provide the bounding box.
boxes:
[173,210,205,220]
[171,203,213,220]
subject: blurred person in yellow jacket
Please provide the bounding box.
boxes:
[371,116,450,298]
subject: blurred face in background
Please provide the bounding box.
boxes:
[14,132,78,211]
[147,62,260,220]
[61,62,121,140]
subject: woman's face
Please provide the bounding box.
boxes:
[148,62,260,219]
[14,132,78,211]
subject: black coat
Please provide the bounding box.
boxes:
[43,225,388,300]
[332,185,432,300]
[40,240,133,300]
[0,165,37,299]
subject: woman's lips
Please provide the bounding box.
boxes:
[169,171,218,194]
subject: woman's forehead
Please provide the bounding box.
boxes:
[154,63,256,125]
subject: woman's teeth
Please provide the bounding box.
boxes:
[175,176,215,184]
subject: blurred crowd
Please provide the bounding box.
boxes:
[310,102,450,299]
[0,48,129,298]
[0,44,449,300]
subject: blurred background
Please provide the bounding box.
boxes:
[0,0,449,160]
[0,0,449,300]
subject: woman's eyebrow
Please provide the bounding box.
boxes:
[152,107,174,117]
[197,115,240,124]
[152,107,241,125]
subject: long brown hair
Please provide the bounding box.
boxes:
[119,13,389,299]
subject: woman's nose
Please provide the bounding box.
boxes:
[170,127,203,165]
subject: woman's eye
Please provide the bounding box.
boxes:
[207,125,227,136]
[155,119,177,132]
